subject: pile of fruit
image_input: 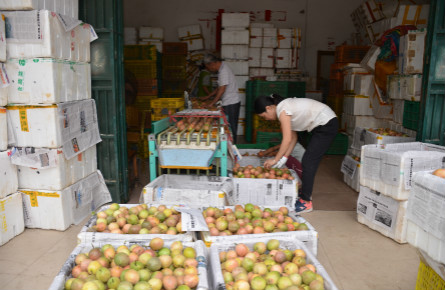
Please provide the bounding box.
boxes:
[90,204,184,235]
[367,128,409,137]
[64,238,199,290]
[433,168,445,179]
[232,164,294,180]
[190,99,217,110]
[203,204,308,236]
[175,117,213,132]
[219,239,325,290]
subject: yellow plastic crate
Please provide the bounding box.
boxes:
[253,114,281,131]
[416,260,445,290]
[152,106,185,120]
[150,98,184,109]
[124,60,157,79]
[124,45,157,60]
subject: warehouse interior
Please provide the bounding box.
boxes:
[0,0,444,290]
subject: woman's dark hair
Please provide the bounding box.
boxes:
[254,94,285,114]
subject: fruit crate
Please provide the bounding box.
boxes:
[152,106,185,120]
[124,60,158,79]
[287,81,306,97]
[162,42,188,55]
[162,55,187,67]
[335,45,370,63]
[328,79,344,96]
[150,97,185,109]
[330,62,347,80]
[403,100,420,131]
[255,131,283,145]
[162,80,187,93]
[159,92,184,99]
[123,44,157,60]
[49,239,209,290]
[162,66,187,80]
[136,78,158,95]
[416,260,445,290]
[236,143,272,149]
[134,95,158,110]
[326,95,343,117]
[125,106,151,129]
[253,114,281,131]
[326,132,348,155]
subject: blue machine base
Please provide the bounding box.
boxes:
[158,148,215,167]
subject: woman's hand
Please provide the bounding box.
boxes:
[264,158,277,169]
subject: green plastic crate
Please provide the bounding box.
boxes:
[255,131,283,145]
[403,101,420,131]
[236,143,272,149]
[288,81,306,98]
[325,133,348,155]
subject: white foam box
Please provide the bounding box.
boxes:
[0,107,6,150]
[0,0,79,19]
[181,37,204,51]
[13,145,96,191]
[138,39,162,53]
[399,29,426,75]
[177,24,201,39]
[342,113,383,135]
[291,28,301,49]
[0,14,5,62]
[392,99,404,124]
[138,26,163,39]
[248,47,260,67]
[249,27,262,47]
[400,74,422,101]
[3,10,91,62]
[359,0,385,24]
[210,238,338,289]
[343,95,373,116]
[263,28,277,48]
[341,154,360,192]
[221,44,248,60]
[388,120,417,138]
[221,13,250,28]
[394,5,429,28]
[21,170,111,231]
[235,75,248,93]
[249,68,274,78]
[305,91,323,102]
[387,74,402,99]
[49,240,209,290]
[360,142,445,200]
[291,47,299,69]
[406,171,445,265]
[0,82,7,107]
[77,204,196,243]
[250,22,274,28]
[238,92,246,106]
[221,29,249,45]
[260,47,274,68]
[0,192,25,246]
[363,129,416,147]
[357,185,408,243]
[275,48,292,69]
[239,105,246,118]
[237,117,245,135]
[366,17,397,43]
[370,82,393,119]
[342,64,369,93]
[7,100,101,158]
[225,60,248,76]
[140,174,232,207]
[0,149,18,199]
[353,74,374,96]
[6,58,91,105]
[228,170,299,208]
[277,28,292,49]
[360,45,380,72]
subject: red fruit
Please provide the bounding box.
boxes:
[235,244,249,257]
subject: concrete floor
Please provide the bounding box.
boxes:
[0,156,419,290]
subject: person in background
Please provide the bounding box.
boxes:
[196,63,213,98]
[254,94,338,213]
[202,54,241,144]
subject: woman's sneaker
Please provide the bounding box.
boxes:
[295,198,313,213]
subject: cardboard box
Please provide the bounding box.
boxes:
[221,44,248,60]
[225,60,249,75]
[357,185,408,243]
[342,95,373,116]
[177,24,201,40]
[399,29,426,74]
[138,26,163,40]
[360,142,445,200]
[210,238,337,289]
[6,58,91,104]
[0,149,18,199]
[275,48,292,69]
[181,37,204,51]
[221,29,249,45]
[263,28,277,48]
[140,174,232,207]
[0,0,79,19]
[0,107,6,150]
[260,47,274,68]
[13,146,97,191]
[0,192,25,246]
[21,171,111,231]
[3,10,91,61]
[249,27,262,47]
[248,47,260,67]
[7,100,101,158]
[221,13,250,28]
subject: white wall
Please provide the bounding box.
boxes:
[124,0,360,78]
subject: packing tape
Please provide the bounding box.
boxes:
[22,191,60,207]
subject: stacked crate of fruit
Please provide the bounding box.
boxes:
[2,6,111,232]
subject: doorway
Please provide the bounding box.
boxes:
[316,50,336,103]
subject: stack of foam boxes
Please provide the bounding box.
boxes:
[221,13,250,137]
[138,26,164,53]
[124,27,138,45]
[1,4,111,234]
[357,142,445,244]
[178,24,205,53]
